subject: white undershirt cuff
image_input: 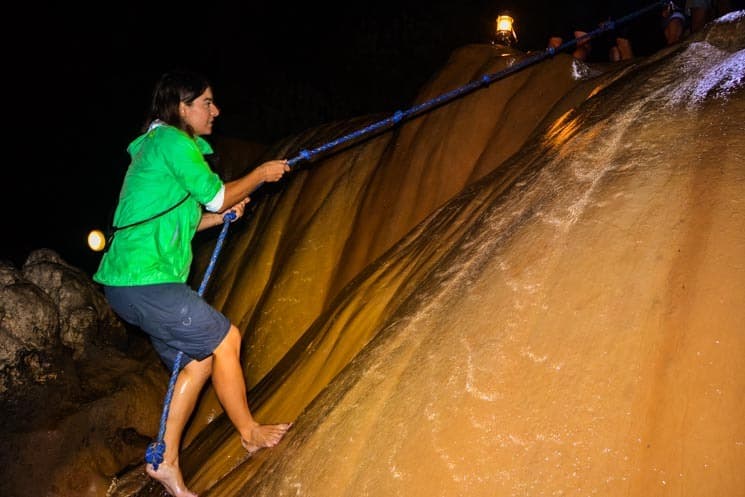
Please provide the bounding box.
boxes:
[205,185,225,212]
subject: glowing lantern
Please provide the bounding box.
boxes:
[493,14,517,47]
[87,229,107,252]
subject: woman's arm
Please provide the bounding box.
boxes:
[197,196,251,232]
[219,159,290,211]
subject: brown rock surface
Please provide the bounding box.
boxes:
[4,11,744,497]
[178,14,744,497]
[0,250,168,497]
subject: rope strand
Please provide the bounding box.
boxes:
[287,1,666,169]
[144,211,236,470]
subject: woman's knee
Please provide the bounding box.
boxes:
[215,324,242,356]
[183,355,213,381]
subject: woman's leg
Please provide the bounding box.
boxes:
[212,325,291,452]
[146,356,213,497]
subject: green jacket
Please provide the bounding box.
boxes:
[93,124,223,286]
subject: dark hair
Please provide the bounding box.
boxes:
[143,70,211,136]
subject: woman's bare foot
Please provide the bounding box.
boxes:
[241,422,293,455]
[146,461,198,497]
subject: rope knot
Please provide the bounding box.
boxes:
[145,441,166,471]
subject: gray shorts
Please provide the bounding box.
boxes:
[104,283,230,370]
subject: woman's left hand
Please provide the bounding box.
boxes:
[227,196,251,221]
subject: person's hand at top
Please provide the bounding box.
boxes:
[260,159,290,183]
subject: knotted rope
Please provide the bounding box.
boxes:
[145,211,236,470]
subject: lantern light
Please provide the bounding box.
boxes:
[87,229,107,252]
[493,14,517,47]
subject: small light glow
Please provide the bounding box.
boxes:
[493,14,517,47]
[496,15,514,33]
[87,229,106,252]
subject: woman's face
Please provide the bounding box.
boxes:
[180,87,220,135]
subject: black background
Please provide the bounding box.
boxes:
[4,1,677,275]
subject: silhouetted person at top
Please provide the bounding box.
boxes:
[94,70,292,497]
[686,0,734,33]
[687,0,712,32]
[662,2,688,45]
[572,30,593,61]
[545,7,598,62]
[546,5,647,64]
[546,31,595,62]
[609,35,634,61]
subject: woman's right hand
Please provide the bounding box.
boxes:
[261,159,290,183]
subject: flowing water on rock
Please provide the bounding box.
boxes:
[108,12,744,497]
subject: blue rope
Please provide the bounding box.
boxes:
[286,1,666,169]
[198,212,237,296]
[145,211,237,470]
[143,0,665,471]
